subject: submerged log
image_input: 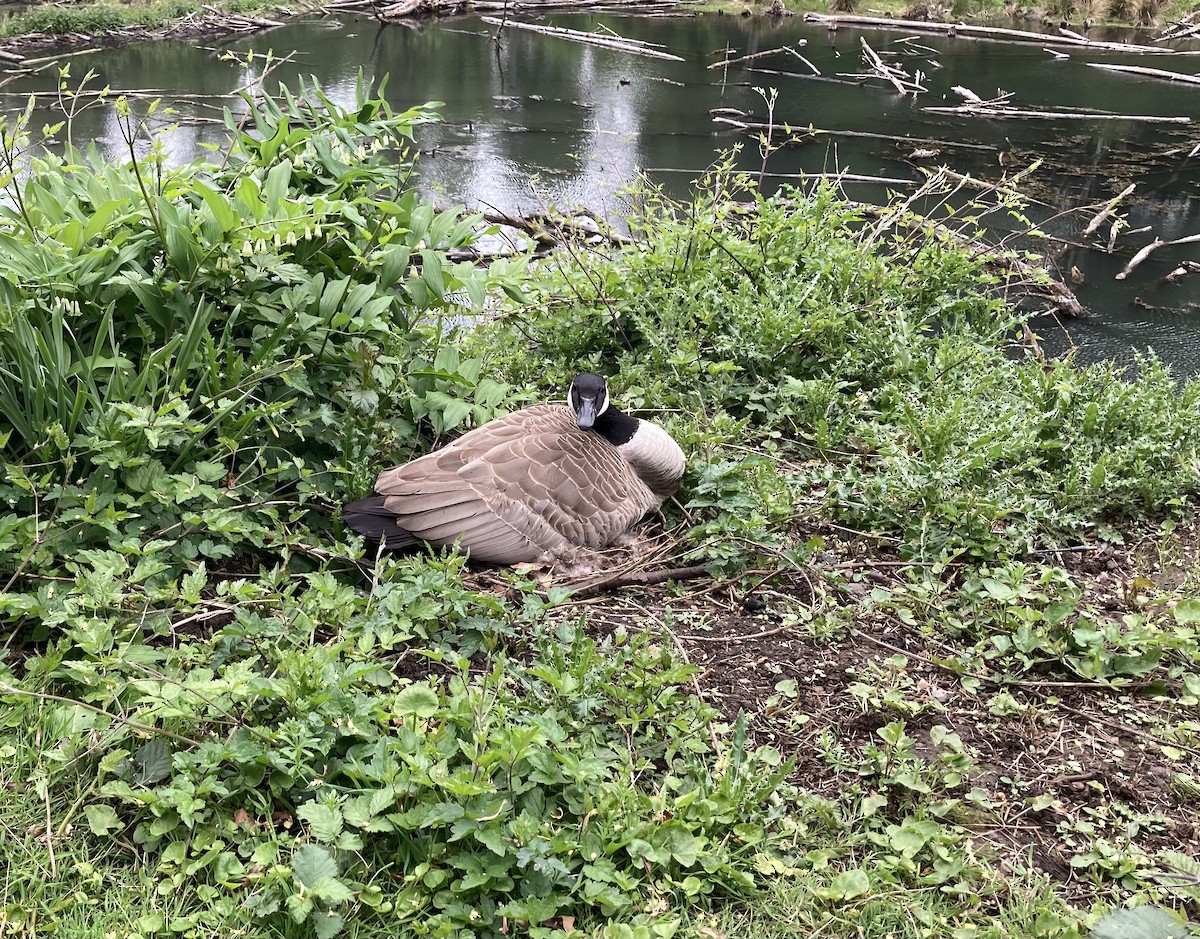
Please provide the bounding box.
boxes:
[478,16,685,59]
[1087,62,1200,85]
[650,166,917,185]
[711,114,998,151]
[707,43,807,69]
[1165,261,1200,282]
[925,104,1191,123]
[804,12,1166,53]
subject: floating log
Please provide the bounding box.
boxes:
[924,104,1191,123]
[1165,261,1200,282]
[707,42,806,70]
[746,66,855,85]
[6,47,100,68]
[1087,62,1200,85]
[804,12,1167,54]
[478,16,685,60]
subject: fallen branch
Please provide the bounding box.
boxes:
[477,16,685,60]
[1087,62,1200,85]
[925,104,1191,123]
[1116,233,1200,280]
[1159,16,1200,41]
[649,166,918,186]
[200,5,283,29]
[1166,261,1200,282]
[783,46,821,76]
[805,11,1166,53]
[860,36,911,94]
[707,42,807,70]
[566,563,709,599]
[1083,183,1136,237]
[711,115,997,151]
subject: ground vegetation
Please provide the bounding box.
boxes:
[0,78,1199,939]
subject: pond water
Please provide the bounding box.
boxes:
[6,13,1200,373]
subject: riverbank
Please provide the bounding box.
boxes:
[1,73,1199,938]
[0,0,1190,60]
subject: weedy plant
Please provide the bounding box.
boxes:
[0,75,806,939]
[0,70,529,626]
[4,67,1200,939]
[473,164,1200,564]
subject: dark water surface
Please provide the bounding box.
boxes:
[8,14,1200,371]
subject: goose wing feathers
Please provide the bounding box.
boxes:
[373,404,659,563]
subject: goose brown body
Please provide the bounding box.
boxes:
[342,376,686,565]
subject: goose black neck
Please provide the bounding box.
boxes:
[591,405,639,446]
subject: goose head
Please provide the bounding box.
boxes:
[568,372,610,430]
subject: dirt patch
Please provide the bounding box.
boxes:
[493,514,1200,913]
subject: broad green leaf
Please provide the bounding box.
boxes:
[192,180,240,233]
[828,868,870,900]
[1088,907,1191,939]
[659,822,699,867]
[293,845,338,889]
[1173,599,1200,625]
[394,684,439,719]
[309,877,354,903]
[134,740,172,785]
[84,804,122,836]
[297,802,344,843]
[313,910,345,939]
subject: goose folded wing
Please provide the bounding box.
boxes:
[461,429,658,550]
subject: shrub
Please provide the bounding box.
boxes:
[0,74,528,619]
[473,171,1200,561]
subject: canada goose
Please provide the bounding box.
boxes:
[342,373,686,565]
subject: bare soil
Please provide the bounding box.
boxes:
[481,517,1200,914]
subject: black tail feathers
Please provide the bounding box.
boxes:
[341,495,420,551]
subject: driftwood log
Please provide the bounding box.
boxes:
[1087,62,1200,85]
[1117,234,1200,280]
[711,114,998,152]
[804,12,1166,53]
[924,104,1191,123]
[478,16,685,59]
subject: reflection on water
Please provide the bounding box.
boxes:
[5,13,1200,373]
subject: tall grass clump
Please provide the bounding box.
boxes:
[0,74,532,606]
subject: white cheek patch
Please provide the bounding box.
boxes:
[595,389,610,417]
